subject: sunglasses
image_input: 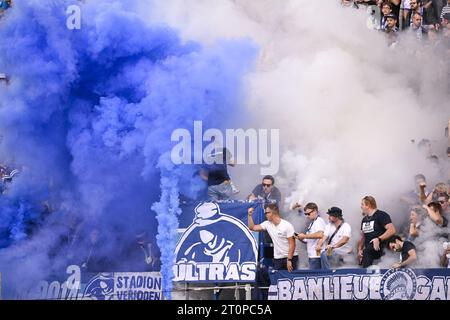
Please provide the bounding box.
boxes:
[262,184,272,187]
[304,210,314,216]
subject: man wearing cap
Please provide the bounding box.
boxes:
[384,13,400,32]
[317,207,353,270]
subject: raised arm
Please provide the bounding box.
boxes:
[247,207,263,231]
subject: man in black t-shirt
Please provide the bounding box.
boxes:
[387,235,417,268]
[200,147,235,201]
[358,196,396,268]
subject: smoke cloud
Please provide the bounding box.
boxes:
[0,0,449,299]
[0,0,256,298]
[150,0,450,269]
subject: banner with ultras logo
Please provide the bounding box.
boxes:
[269,268,450,300]
[174,202,263,283]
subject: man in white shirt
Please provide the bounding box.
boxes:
[317,207,353,270]
[295,203,326,270]
[248,203,297,272]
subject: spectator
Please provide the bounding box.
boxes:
[442,11,450,27]
[248,175,282,260]
[437,192,450,215]
[358,196,396,268]
[295,203,327,270]
[423,201,448,227]
[425,182,449,204]
[387,235,418,268]
[378,0,402,26]
[407,206,425,241]
[401,0,413,27]
[426,24,442,46]
[400,173,429,206]
[410,12,426,39]
[79,227,112,272]
[404,0,424,29]
[248,175,282,205]
[380,2,395,30]
[121,231,160,272]
[440,0,450,21]
[434,0,447,22]
[417,138,434,158]
[200,144,236,201]
[247,203,298,272]
[384,13,400,45]
[421,0,440,25]
[317,207,353,270]
[441,241,450,267]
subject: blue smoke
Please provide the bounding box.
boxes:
[0,0,257,299]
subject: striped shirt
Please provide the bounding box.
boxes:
[441,5,450,19]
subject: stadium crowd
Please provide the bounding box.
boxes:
[0,1,448,277]
[342,0,450,48]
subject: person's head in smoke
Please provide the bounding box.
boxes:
[410,205,425,224]
[424,201,447,227]
[89,228,100,246]
[135,230,150,245]
[264,203,280,222]
[408,205,425,240]
[437,193,450,213]
[431,183,449,201]
[411,12,423,29]
[414,173,427,190]
[418,138,432,157]
[409,0,423,12]
[442,12,450,27]
[381,2,393,17]
[427,202,442,213]
[303,202,319,221]
[326,206,343,224]
[385,14,398,30]
[361,196,377,216]
[426,25,439,43]
[429,154,439,164]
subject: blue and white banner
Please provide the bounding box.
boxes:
[268,268,450,300]
[173,202,263,283]
[18,265,162,300]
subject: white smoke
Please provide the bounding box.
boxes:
[149,0,450,268]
